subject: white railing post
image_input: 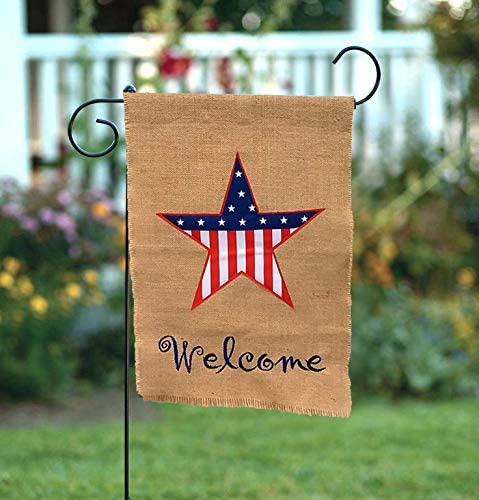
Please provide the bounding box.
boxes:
[0,0,29,183]
[352,0,382,36]
[19,30,442,187]
[0,0,30,183]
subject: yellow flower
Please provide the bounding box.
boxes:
[455,318,474,338]
[13,310,24,324]
[365,251,393,287]
[92,292,105,305]
[0,272,14,289]
[457,267,476,289]
[30,295,49,316]
[65,282,82,300]
[17,276,34,297]
[352,238,363,257]
[379,239,398,263]
[115,221,127,246]
[83,269,98,286]
[3,256,21,274]
[91,201,110,218]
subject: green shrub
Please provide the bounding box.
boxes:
[0,307,78,400]
[351,283,479,398]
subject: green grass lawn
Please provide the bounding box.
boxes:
[1,398,478,499]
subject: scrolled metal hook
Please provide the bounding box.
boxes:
[332,46,381,108]
[67,84,136,158]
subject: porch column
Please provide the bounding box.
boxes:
[351,0,382,35]
[0,0,29,183]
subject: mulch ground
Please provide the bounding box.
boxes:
[0,388,161,428]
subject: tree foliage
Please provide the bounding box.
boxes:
[427,0,479,108]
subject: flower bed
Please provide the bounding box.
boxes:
[0,178,125,399]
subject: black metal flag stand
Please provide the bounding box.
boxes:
[67,45,381,500]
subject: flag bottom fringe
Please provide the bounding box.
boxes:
[141,393,350,417]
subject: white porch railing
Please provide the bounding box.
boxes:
[19,31,455,189]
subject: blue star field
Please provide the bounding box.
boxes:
[160,155,322,231]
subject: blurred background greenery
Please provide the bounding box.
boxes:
[2,0,479,398]
[2,0,478,403]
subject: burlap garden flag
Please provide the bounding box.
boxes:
[124,93,354,417]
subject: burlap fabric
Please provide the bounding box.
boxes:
[124,93,354,416]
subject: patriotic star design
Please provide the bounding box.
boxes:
[157,153,325,309]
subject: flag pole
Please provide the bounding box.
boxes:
[68,84,136,500]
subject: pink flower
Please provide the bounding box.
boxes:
[54,213,76,237]
[39,207,56,224]
[57,190,73,206]
[20,216,39,233]
[2,203,23,218]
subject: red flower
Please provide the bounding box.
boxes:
[204,15,219,32]
[158,47,192,79]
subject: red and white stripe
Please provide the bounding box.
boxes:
[186,228,296,307]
